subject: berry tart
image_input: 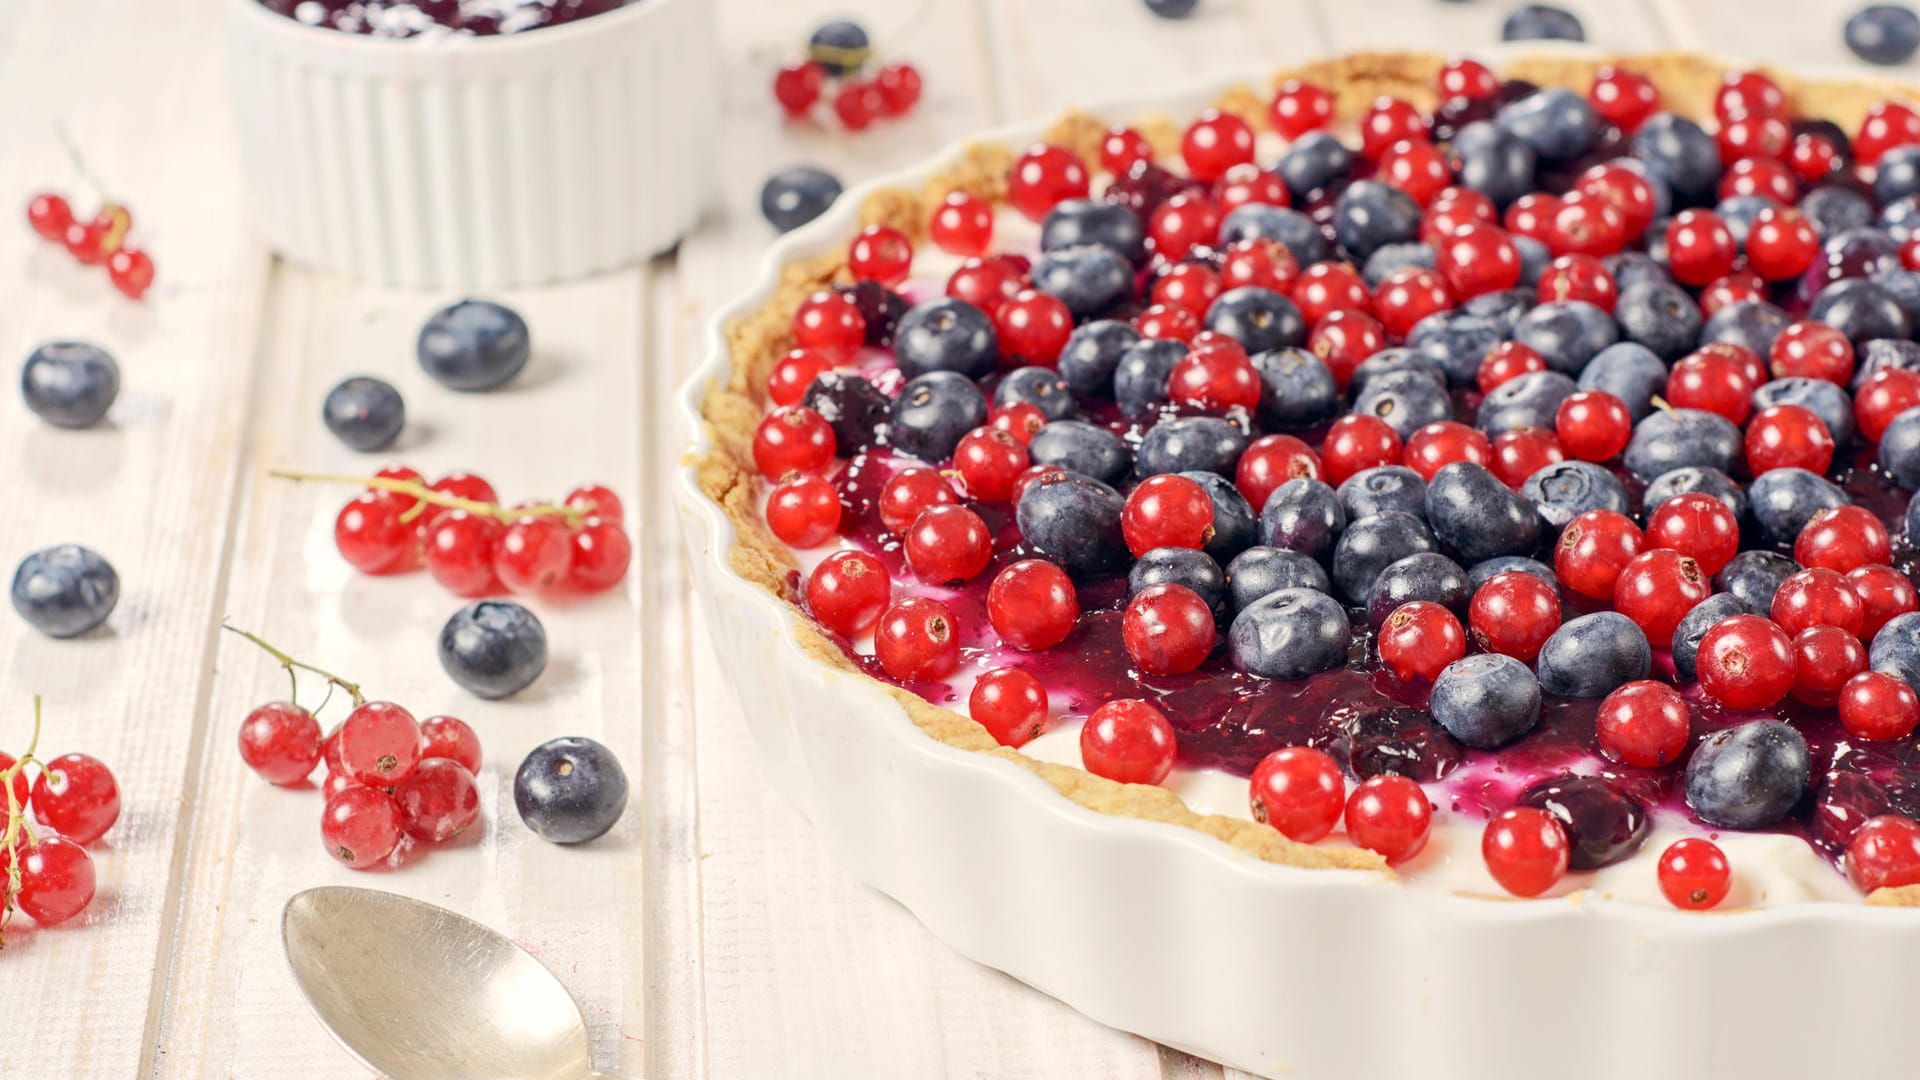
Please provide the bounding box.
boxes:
[681,50,1920,1080]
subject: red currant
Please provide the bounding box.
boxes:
[26,191,73,242]
[766,474,843,547]
[1181,109,1255,182]
[849,224,912,285]
[1717,114,1790,162]
[987,559,1078,650]
[1269,79,1333,139]
[1537,253,1617,313]
[773,61,824,116]
[394,758,481,843]
[1359,97,1426,160]
[1234,434,1320,511]
[1796,506,1892,574]
[1220,238,1299,293]
[13,836,95,924]
[419,715,483,775]
[1855,100,1920,166]
[874,62,922,116]
[1213,161,1291,216]
[1665,209,1738,286]
[1658,837,1732,910]
[1151,262,1225,317]
[1477,341,1547,394]
[879,467,958,533]
[321,785,404,869]
[1745,206,1818,280]
[1504,192,1563,243]
[107,248,155,299]
[1845,815,1920,892]
[495,515,573,593]
[1168,342,1262,411]
[1596,680,1691,768]
[989,402,1047,447]
[905,504,993,584]
[1787,132,1840,183]
[969,667,1049,748]
[1378,601,1466,682]
[1420,186,1497,245]
[1490,427,1565,489]
[954,427,1029,502]
[1773,567,1864,638]
[1719,156,1799,203]
[1792,624,1868,707]
[947,256,1025,317]
[1378,139,1451,207]
[1696,615,1796,710]
[1553,389,1631,462]
[1318,414,1402,485]
[1588,65,1660,132]
[1665,352,1754,425]
[1575,162,1657,240]
[1469,570,1560,662]
[334,492,411,574]
[1307,309,1387,387]
[1293,261,1372,326]
[1403,421,1492,483]
[1769,321,1853,385]
[1613,549,1710,648]
[1698,271,1767,318]
[1007,144,1090,221]
[875,597,962,681]
[1134,303,1200,344]
[1123,584,1216,675]
[1547,192,1627,257]
[1746,404,1835,476]
[832,81,884,131]
[1482,807,1570,898]
[1122,474,1216,556]
[995,289,1073,364]
[752,406,836,477]
[1851,564,1919,639]
[1147,192,1221,261]
[806,550,891,637]
[1856,368,1920,443]
[1080,699,1177,785]
[929,192,994,257]
[238,702,323,786]
[1645,492,1741,577]
[791,290,867,357]
[1372,266,1454,337]
[1556,509,1644,599]
[424,511,502,596]
[1249,746,1346,843]
[1344,774,1432,863]
[1716,70,1786,123]
[29,753,121,845]
[1100,126,1155,175]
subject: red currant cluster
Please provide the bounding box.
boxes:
[289,466,631,598]
[1,698,121,939]
[25,192,155,300]
[772,58,921,132]
[225,625,483,871]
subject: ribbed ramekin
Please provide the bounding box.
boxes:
[223,0,714,288]
[676,52,1920,1080]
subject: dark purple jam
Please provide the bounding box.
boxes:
[261,0,627,37]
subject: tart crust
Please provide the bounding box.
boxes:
[693,51,1920,905]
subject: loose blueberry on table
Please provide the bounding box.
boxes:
[738,56,1920,907]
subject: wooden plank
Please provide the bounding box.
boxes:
[0,0,274,1074]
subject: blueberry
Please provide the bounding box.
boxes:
[1672,593,1747,679]
[1476,370,1576,434]
[1800,184,1877,239]
[1275,132,1355,202]
[1613,282,1702,361]
[1450,121,1537,207]
[1352,369,1454,441]
[1605,251,1672,294]
[1226,546,1332,610]
[1754,377,1855,444]
[1425,462,1542,565]
[1909,487,1920,542]
[1114,338,1186,418]
[1642,466,1748,521]
[1349,348,1446,398]
[1701,299,1789,358]
[1228,587,1351,680]
[1463,287,1537,333]
[1259,478,1346,562]
[1537,611,1652,698]
[10,545,118,639]
[417,299,531,391]
[1332,512,1437,603]
[1366,552,1470,629]
[1332,180,1422,260]
[1501,3,1584,40]
[1879,195,1920,242]
[1130,547,1226,614]
[1143,0,1200,17]
[1251,347,1339,427]
[1685,721,1812,829]
[806,19,870,75]
[1811,278,1912,343]
[1632,113,1722,200]
[1855,337,1920,386]
[1577,343,1668,422]
[1496,87,1596,162]
[514,736,628,844]
[888,371,989,461]
[321,375,405,452]
[1521,460,1631,530]
[1059,320,1140,399]
[1042,199,1146,264]
[1715,549,1802,615]
[1338,465,1428,523]
[1883,406,1920,488]
[1184,470,1258,562]
[1748,467,1849,547]
[1518,775,1651,870]
[1714,194,1775,251]
[1204,286,1306,355]
[1136,416,1246,478]
[839,281,907,348]
[1466,555,1558,592]
[1871,610,1920,688]
[759,166,841,232]
[1362,243,1437,287]
[1219,204,1329,266]
[1409,311,1505,386]
[438,600,548,699]
[1511,300,1617,375]
[1032,244,1133,318]
[1430,654,1542,749]
[1027,420,1131,486]
[995,365,1074,420]
[1337,704,1465,782]
[892,297,998,380]
[1622,408,1742,480]
[1515,235,1553,286]
[1878,147,1920,208]
[1015,471,1127,577]
[21,342,120,429]
[801,371,889,453]
[1847,4,1920,65]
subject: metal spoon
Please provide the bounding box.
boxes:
[282,886,618,1080]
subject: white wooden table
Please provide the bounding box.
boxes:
[0,0,1887,1075]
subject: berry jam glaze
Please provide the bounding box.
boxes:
[259,0,626,37]
[754,69,1920,904]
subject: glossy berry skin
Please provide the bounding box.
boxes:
[564,521,627,591]
[238,702,323,786]
[832,81,883,131]
[1123,474,1216,557]
[1850,564,1918,640]
[514,736,629,844]
[1552,389,1631,462]
[334,493,411,573]
[752,406,836,477]
[1772,567,1864,638]
[997,290,1074,364]
[1122,584,1216,675]
[1696,614,1796,711]
[1846,814,1920,893]
[1595,680,1691,768]
[848,225,912,286]
[878,468,957,534]
[13,837,96,925]
[26,191,73,241]
[987,559,1078,651]
[875,597,962,682]
[1008,144,1090,222]
[954,428,1029,502]
[1403,422,1492,483]
[1249,746,1346,843]
[1478,341,1547,393]
[806,551,891,638]
[423,511,502,597]
[792,290,868,357]
[905,504,993,584]
[1468,570,1560,663]
[1372,267,1453,339]
[26,753,120,846]
[494,515,573,593]
[969,668,1048,748]
[320,785,404,869]
[1555,509,1644,599]
[1080,699,1177,786]
[1235,434,1321,511]
[1491,428,1565,489]
[1665,210,1738,287]
[1181,109,1256,183]
[1100,126,1154,175]
[1613,550,1710,649]
[1659,838,1733,910]
[1588,65,1660,132]
[1269,79,1334,139]
[336,701,423,788]
[1746,207,1819,280]
[1359,97,1426,160]
[1769,322,1853,385]
[439,600,549,699]
[1537,253,1617,313]
[1855,100,1920,166]
[394,758,482,844]
[1319,415,1403,486]
[773,61,824,116]
[1293,262,1372,327]
[1793,625,1868,707]
[874,62,922,115]
[765,475,842,548]
[419,716,483,776]
[929,191,994,257]
[1745,404,1834,476]
[1795,506,1891,574]
[1482,807,1571,898]
[1856,369,1920,444]
[1433,224,1520,301]
[417,299,530,392]
[1344,774,1432,864]
[11,543,120,639]
[1645,492,1741,578]
[1214,162,1292,217]
[1168,344,1263,412]
[1378,601,1465,683]
[1838,670,1920,741]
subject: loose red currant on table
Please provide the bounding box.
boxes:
[1556,509,1644,599]
[1270,78,1333,138]
[335,491,412,574]
[1403,421,1492,483]
[1181,109,1255,183]
[947,256,1024,317]
[1378,601,1465,683]
[987,559,1078,650]
[1747,404,1835,475]
[1477,341,1547,394]
[1169,341,1262,412]
[1769,321,1853,384]
[1373,267,1454,338]
[969,668,1049,748]
[1233,434,1320,510]
[1344,774,1431,864]
[1123,474,1216,556]
[1645,492,1740,577]
[806,550,891,638]
[953,427,1028,502]
[426,511,503,596]
[766,474,842,547]
[1490,427,1564,490]
[905,504,993,584]
[1838,671,1920,742]
[1696,615,1796,711]
[1249,746,1346,844]
[1007,143,1090,222]
[494,514,573,593]
[1772,567,1864,637]
[752,406,836,477]
[791,290,867,357]
[773,61,825,117]
[321,785,405,869]
[28,753,121,846]
[1796,506,1892,573]
[1792,624,1867,707]
[1307,309,1388,387]
[238,702,323,786]
[848,224,912,286]
[1854,100,1920,166]
[1378,139,1451,207]
[1596,680,1691,768]
[419,716,482,775]
[1080,699,1177,786]
[1482,807,1571,898]
[1213,162,1291,216]
[1613,549,1710,648]
[1553,389,1631,462]
[1123,584,1216,676]
[1856,368,1920,443]
[929,191,994,257]
[1588,64,1660,132]
[875,596,962,681]
[1359,96,1426,160]
[1293,261,1372,325]
[1537,253,1617,312]
[1318,414,1402,486]
[1850,564,1918,640]
[996,289,1073,364]
[1844,815,1920,893]
[1658,838,1732,910]
[1469,571,1560,662]
[832,81,885,131]
[1745,207,1819,281]
[107,248,156,299]
[1100,126,1154,175]
[1665,209,1739,286]
[394,758,482,844]
[26,191,74,242]
[64,216,112,265]
[1147,192,1221,262]
[13,836,96,925]
[873,62,923,116]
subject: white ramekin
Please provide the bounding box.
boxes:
[676,54,1920,1080]
[223,0,714,288]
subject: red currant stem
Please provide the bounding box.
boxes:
[51,119,109,207]
[221,622,368,709]
[1650,395,1673,414]
[1,696,46,946]
[267,469,586,528]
